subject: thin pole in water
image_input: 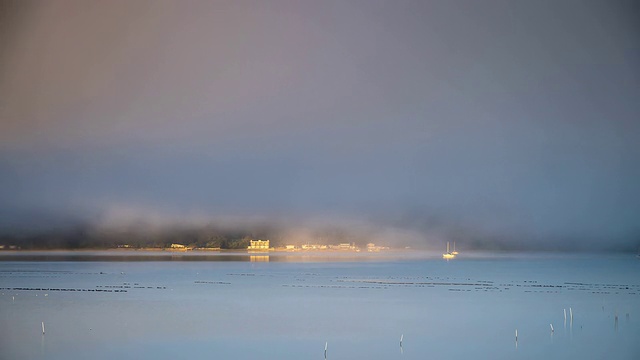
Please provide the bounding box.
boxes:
[324,341,328,359]
[550,323,554,332]
[42,322,45,335]
[515,329,518,341]
[400,334,403,347]
[570,307,573,322]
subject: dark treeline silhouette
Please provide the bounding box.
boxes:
[1,222,638,252]
[0,225,256,250]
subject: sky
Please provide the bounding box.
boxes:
[1,0,639,250]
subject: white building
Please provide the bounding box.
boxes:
[248,239,270,250]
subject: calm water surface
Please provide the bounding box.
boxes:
[1,252,638,359]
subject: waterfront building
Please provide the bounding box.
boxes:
[248,239,270,250]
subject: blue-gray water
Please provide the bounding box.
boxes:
[1,252,639,359]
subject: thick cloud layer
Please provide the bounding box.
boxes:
[1,0,639,250]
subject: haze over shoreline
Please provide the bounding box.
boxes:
[1,212,637,253]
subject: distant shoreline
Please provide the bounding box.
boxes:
[0,249,636,263]
[0,246,404,254]
[0,248,433,263]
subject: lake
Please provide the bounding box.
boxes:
[1,251,639,359]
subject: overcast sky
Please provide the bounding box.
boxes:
[1,0,639,249]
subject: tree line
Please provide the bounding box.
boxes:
[0,226,261,250]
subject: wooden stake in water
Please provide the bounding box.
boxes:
[550,323,554,332]
[42,322,45,335]
[324,341,328,359]
[570,307,573,322]
[564,309,567,322]
[400,334,403,347]
[515,329,518,341]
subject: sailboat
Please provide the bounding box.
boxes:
[451,241,459,255]
[442,242,455,259]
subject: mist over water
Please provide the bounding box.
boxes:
[1,2,639,359]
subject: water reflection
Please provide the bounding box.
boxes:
[0,251,419,262]
[250,255,269,262]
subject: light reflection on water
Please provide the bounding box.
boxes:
[0,252,639,359]
[0,250,438,262]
